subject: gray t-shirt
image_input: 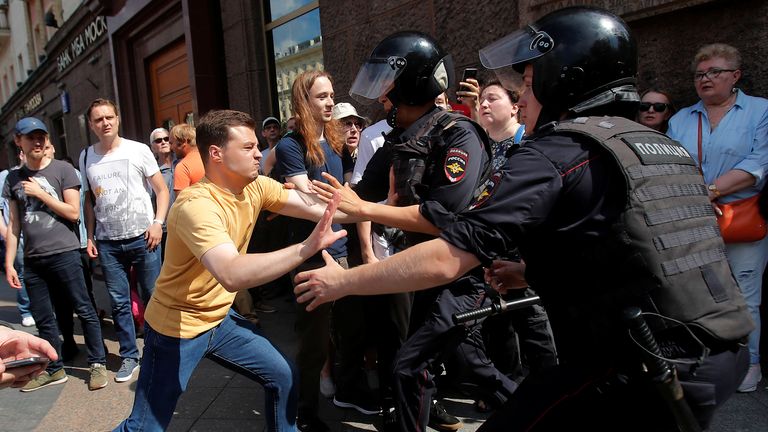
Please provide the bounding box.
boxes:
[2,159,81,258]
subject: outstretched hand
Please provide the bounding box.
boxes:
[310,172,366,216]
[301,190,347,259]
[294,250,347,311]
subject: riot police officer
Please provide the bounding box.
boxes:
[346,31,518,431]
[295,7,753,431]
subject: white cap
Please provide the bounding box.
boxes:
[332,102,365,121]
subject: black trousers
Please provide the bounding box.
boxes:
[393,279,518,432]
[292,256,348,418]
[478,343,749,431]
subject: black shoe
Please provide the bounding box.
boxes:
[428,400,463,431]
[333,388,381,415]
[297,415,330,432]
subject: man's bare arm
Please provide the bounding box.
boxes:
[201,192,346,292]
[311,173,438,235]
[293,237,480,310]
[277,188,360,223]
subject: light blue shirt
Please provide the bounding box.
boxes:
[667,89,768,203]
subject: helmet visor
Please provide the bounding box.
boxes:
[479,26,554,70]
[350,56,407,105]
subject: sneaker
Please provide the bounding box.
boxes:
[115,358,140,382]
[320,375,336,398]
[333,388,381,415]
[297,414,330,432]
[738,363,762,393]
[428,399,463,431]
[21,316,35,327]
[88,363,108,390]
[254,302,277,313]
[20,369,68,392]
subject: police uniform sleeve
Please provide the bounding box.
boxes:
[438,147,563,266]
[419,122,487,229]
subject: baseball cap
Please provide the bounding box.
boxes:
[332,103,365,121]
[15,117,49,135]
[262,116,280,129]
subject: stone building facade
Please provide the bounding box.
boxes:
[0,0,764,168]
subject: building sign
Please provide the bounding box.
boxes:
[61,91,70,113]
[57,16,107,73]
[16,92,43,118]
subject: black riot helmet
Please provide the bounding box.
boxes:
[350,31,454,107]
[479,7,639,129]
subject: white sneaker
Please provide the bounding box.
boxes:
[21,316,35,327]
[738,363,762,393]
[320,376,336,398]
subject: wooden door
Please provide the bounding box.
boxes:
[149,39,194,128]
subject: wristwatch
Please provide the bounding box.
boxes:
[152,219,164,225]
[707,183,721,198]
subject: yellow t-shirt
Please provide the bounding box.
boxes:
[144,176,288,338]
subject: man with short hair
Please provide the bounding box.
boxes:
[80,98,170,383]
[260,116,282,163]
[115,109,352,431]
[171,123,204,193]
[5,117,107,392]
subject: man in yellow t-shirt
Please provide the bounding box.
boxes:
[115,110,349,432]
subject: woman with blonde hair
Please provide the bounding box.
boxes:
[668,43,768,393]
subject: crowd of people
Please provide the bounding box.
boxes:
[0,5,766,432]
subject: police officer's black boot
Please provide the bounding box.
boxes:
[428,399,463,431]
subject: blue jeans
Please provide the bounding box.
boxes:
[98,235,161,360]
[115,310,298,431]
[24,250,106,371]
[726,235,768,364]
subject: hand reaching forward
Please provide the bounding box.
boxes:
[294,250,347,312]
[310,172,366,217]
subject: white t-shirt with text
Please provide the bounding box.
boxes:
[80,138,159,240]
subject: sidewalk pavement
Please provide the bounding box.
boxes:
[0,266,766,431]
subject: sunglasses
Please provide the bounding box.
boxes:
[638,102,669,113]
[153,136,170,144]
[342,120,364,131]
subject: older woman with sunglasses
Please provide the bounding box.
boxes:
[668,43,768,394]
[636,89,675,133]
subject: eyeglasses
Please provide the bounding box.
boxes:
[153,136,170,144]
[693,68,736,81]
[638,102,669,113]
[342,120,364,131]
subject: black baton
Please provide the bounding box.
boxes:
[452,295,541,325]
[623,307,702,432]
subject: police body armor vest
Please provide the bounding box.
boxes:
[390,110,492,207]
[551,116,753,342]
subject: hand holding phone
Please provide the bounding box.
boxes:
[462,68,478,82]
[3,357,49,369]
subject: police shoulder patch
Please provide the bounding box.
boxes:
[444,148,469,183]
[469,172,502,210]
